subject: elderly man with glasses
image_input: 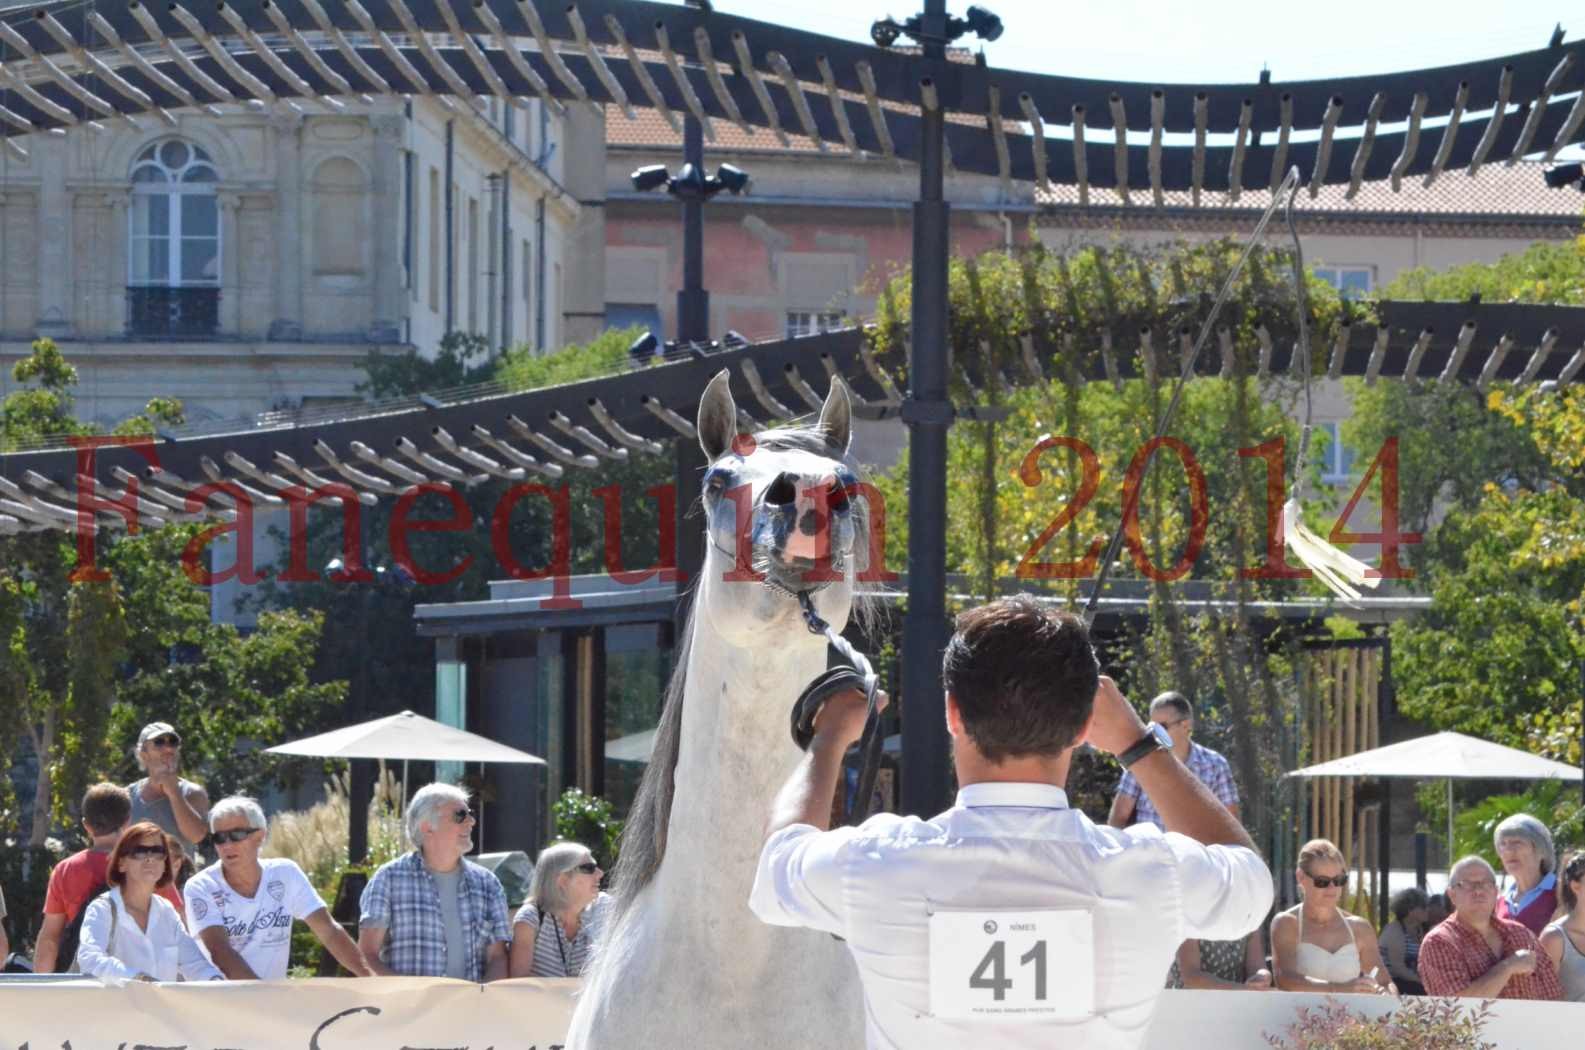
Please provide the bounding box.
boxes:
[184,796,371,980]
[358,783,511,982]
[127,721,210,859]
[1418,855,1563,1000]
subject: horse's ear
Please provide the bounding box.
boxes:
[818,376,852,455]
[697,369,737,460]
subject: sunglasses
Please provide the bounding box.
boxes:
[450,807,475,824]
[212,828,259,845]
[1306,873,1349,889]
[1451,879,1497,894]
[125,844,168,861]
[573,861,600,874]
[148,735,180,749]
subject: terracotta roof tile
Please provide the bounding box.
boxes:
[1036,163,1585,218]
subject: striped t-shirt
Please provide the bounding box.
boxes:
[512,892,612,977]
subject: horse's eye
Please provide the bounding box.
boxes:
[704,474,727,496]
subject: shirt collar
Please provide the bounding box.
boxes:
[955,782,1070,810]
[1506,870,1557,911]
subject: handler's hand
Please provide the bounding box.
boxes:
[1082,676,1149,756]
[812,688,886,749]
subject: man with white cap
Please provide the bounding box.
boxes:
[127,721,210,859]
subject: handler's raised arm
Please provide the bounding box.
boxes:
[1085,677,1253,850]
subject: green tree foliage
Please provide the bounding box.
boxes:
[1381,237,1585,305]
[1368,384,1585,760]
[0,340,341,847]
[866,242,1351,845]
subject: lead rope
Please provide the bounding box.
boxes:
[796,590,887,826]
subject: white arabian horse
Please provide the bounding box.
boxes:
[566,370,870,1048]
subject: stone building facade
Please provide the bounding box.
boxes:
[0,96,607,429]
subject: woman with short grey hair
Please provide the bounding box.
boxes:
[508,842,611,978]
[1494,812,1558,935]
[405,782,471,848]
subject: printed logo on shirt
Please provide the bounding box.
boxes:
[191,896,208,921]
[267,880,285,904]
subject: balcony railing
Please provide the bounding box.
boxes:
[126,286,220,339]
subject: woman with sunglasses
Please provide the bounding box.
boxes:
[75,822,223,984]
[1271,838,1395,995]
[508,842,611,978]
[1538,850,1585,1002]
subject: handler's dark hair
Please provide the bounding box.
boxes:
[941,595,1099,762]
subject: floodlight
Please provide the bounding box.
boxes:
[870,18,902,48]
[628,330,660,364]
[671,162,709,198]
[1543,163,1584,190]
[631,164,671,192]
[963,6,1003,41]
[716,163,752,195]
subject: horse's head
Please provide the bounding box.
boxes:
[693,369,862,646]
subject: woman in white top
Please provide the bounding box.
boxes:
[76,822,222,985]
[1271,838,1395,995]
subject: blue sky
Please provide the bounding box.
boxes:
[717,0,1574,83]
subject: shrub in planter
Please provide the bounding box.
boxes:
[1265,997,1494,1050]
[552,788,622,870]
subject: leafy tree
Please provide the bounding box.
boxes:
[0,340,341,845]
[866,242,1352,847]
[1380,237,1585,305]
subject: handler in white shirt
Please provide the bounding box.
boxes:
[76,822,222,984]
[751,596,1273,1050]
[185,796,372,980]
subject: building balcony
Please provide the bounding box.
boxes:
[126,285,220,339]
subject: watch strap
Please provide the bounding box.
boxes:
[1117,726,1168,769]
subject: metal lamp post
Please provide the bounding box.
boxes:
[629,115,751,632]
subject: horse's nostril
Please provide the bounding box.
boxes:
[765,474,797,506]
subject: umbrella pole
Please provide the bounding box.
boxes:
[1446,778,1454,867]
[402,759,409,813]
[478,761,485,853]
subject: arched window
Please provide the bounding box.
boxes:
[129,139,219,287]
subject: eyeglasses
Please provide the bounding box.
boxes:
[1451,879,1497,894]
[1306,873,1349,889]
[1155,718,1190,731]
[450,807,475,824]
[212,828,259,845]
[125,845,168,860]
[574,861,600,874]
[148,735,180,749]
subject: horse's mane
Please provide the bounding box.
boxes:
[607,420,885,915]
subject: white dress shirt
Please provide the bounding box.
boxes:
[77,886,224,985]
[750,782,1273,1050]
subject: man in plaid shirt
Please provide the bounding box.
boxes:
[1108,691,1240,830]
[1419,855,1562,1000]
[358,783,511,982]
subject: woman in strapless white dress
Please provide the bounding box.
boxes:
[1271,838,1397,995]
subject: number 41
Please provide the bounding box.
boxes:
[970,940,1047,1001]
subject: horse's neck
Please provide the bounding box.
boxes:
[661,616,826,881]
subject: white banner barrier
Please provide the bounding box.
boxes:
[1,979,1578,1049]
[0,977,577,1050]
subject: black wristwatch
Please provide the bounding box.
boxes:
[1117,722,1172,768]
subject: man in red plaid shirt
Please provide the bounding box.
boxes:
[1419,855,1562,1000]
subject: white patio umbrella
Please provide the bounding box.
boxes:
[267,710,546,843]
[1286,731,1581,859]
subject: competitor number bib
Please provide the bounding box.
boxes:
[927,908,1095,1021]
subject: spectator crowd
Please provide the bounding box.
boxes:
[0,699,1580,1009]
